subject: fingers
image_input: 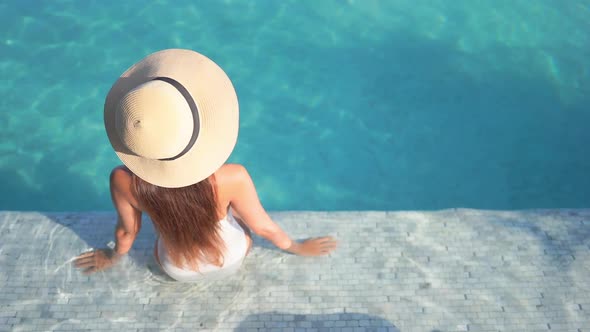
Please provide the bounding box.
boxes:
[325,240,337,246]
[315,236,337,244]
[318,240,337,247]
[309,236,338,255]
[74,255,94,264]
[74,260,96,269]
[73,250,108,275]
[74,257,96,269]
[314,237,338,247]
[323,248,336,254]
[322,243,338,251]
[76,251,95,259]
[73,251,96,269]
[320,243,337,253]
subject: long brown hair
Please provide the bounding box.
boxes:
[132,174,226,270]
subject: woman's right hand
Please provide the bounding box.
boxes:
[73,248,123,275]
[287,236,338,256]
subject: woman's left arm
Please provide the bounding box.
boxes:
[74,167,142,274]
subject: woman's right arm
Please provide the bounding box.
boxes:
[228,164,337,256]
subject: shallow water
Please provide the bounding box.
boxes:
[0,0,589,211]
[1,210,589,330]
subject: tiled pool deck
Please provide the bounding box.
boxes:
[0,209,589,332]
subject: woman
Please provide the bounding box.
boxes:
[74,49,337,282]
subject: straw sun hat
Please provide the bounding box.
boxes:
[104,49,239,188]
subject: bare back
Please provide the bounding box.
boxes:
[113,163,242,220]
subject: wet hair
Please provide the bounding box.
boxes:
[132,175,226,270]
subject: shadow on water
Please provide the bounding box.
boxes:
[234,311,399,331]
[40,212,162,275]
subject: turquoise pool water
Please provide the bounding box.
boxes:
[0,0,589,212]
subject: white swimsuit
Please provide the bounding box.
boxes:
[156,211,249,282]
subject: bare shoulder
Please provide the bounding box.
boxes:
[213,163,251,203]
[214,163,249,186]
[110,165,133,188]
[109,165,142,210]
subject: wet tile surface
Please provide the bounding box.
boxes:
[0,209,589,331]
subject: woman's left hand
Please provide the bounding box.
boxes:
[73,248,123,275]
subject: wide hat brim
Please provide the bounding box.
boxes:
[104,49,239,188]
